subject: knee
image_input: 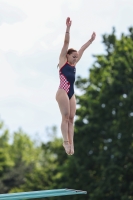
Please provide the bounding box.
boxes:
[62,113,70,123]
[69,116,74,124]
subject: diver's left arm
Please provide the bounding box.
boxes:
[76,32,96,63]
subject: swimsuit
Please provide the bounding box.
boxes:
[59,62,76,99]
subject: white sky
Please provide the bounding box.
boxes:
[0,0,132,142]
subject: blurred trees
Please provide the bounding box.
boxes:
[0,121,37,193]
[57,27,133,200]
[1,27,133,200]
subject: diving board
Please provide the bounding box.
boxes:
[0,188,87,200]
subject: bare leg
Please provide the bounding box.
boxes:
[56,89,71,155]
[68,95,76,155]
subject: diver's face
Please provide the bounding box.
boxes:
[67,52,78,64]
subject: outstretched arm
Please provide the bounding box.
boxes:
[77,32,96,63]
[59,17,72,59]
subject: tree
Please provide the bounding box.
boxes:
[20,126,68,193]
[0,123,37,194]
[0,121,14,179]
[2,27,133,200]
[55,27,133,200]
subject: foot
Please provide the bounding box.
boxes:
[70,143,74,155]
[63,141,71,155]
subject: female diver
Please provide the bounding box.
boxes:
[56,17,96,155]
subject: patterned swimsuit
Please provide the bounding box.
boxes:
[59,62,76,99]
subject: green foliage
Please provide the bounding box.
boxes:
[0,123,37,194]
[54,27,133,200]
[20,136,67,192]
[0,160,33,193]
[10,129,40,165]
[0,122,14,176]
[1,27,133,200]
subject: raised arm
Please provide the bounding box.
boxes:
[59,17,72,60]
[76,32,96,63]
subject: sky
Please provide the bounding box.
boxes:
[0,0,133,142]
